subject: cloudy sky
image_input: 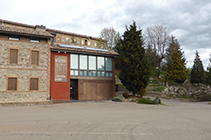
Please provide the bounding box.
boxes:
[1,0,211,68]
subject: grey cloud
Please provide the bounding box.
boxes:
[2,0,211,68]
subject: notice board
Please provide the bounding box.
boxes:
[55,55,67,82]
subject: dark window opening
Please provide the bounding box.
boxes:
[30,37,40,42]
[9,35,19,40]
[85,40,88,45]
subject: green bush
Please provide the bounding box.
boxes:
[123,93,130,98]
[111,97,123,102]
[130,99,136,102]
[115,83,124,87]
[136,97,156,104]
[153,87,165,92]
[180,95,193,99]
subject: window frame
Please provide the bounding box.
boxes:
[30,37,40,43]
[30,49,40,66]
[29,76,40,91]
[6,76,19,91]
[8,47,19,65]
[9,35,20,41]
[70,53,113,78]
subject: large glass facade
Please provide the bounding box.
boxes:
[70,54,113,77]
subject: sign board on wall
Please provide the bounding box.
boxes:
[55,55,67,82]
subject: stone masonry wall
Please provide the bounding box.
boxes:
[0,40,50,102]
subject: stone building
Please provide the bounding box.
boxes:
[0,19,118,102]
[0,20,53,102]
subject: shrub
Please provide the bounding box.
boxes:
[111,96,123,102]
[130,99,136,102]
[123,93,130,98]
[115,83,124,87]
[137,97,156,104]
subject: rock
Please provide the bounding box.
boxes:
[162,85,211,101]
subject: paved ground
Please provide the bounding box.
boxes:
[0,98,211,140]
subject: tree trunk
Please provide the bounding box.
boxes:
[157,56,164,78]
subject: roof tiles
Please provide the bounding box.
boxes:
[0,25,53,38]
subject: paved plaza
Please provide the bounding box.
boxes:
[0,99,211,140]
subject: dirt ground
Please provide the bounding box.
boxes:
[0,98,210,140]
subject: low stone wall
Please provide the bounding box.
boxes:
[162,85,211,101]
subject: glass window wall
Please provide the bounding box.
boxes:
[70,54,78,69]
[70,54,113,77]
[80,55,87,70]
[97,57,104,71]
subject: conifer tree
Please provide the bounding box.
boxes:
[116,21,150,97]
[205,54,211,85]
[165,36,185,68]
[190,51,204,84]
[166,50,187,83]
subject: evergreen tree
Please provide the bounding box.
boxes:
[165,36,185,69]
[116,21,150,97]
[205,54,211,85]
[166,50,187,83]
[190,51,205,84]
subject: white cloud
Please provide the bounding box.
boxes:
[1,0,211,69]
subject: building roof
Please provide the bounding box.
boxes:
[0,19,103,41]
[0,19,34,28]
[47,28,103,41]
[0,25,53,38]
[51,44,118,56]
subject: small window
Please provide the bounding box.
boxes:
[31,50,39,65]
[30,37,40,42]
[95,43,97,47]
[66,37,69,42]
[9,35,19,40]
[9,49,18,64]
[88,41,91,46]
[85,40,88,45]
[81,40,84,45]
[30,78,38,90]
[7,77,17,90]
[57,36,61,41]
